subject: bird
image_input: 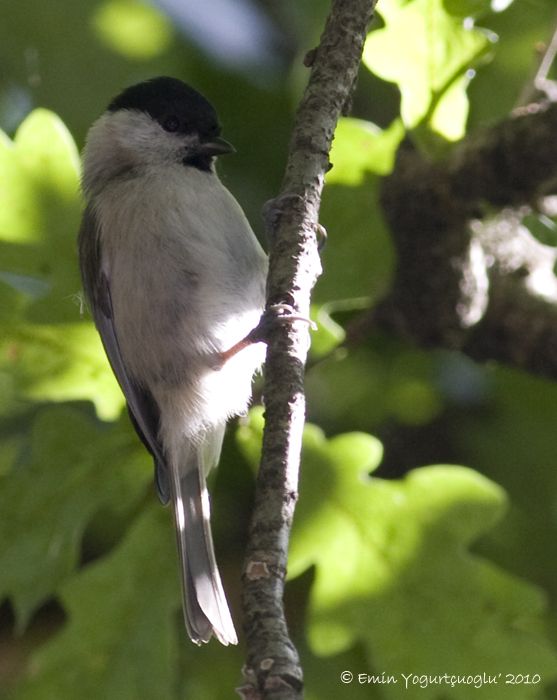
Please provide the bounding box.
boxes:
[78,76,268,645]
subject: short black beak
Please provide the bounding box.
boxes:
[197,136,236,157]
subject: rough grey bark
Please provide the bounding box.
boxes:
[367,101,557,379]
[239,1,377,699]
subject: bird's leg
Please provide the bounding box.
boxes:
[211,304,316,370]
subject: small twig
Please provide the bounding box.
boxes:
[239,1,377,699]
[535,22,557,98]
[516,11,557,107]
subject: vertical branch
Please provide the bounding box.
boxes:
[240,1,377,699]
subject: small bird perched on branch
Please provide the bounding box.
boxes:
[78,76,268,645]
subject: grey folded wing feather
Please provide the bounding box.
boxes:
[78,206,170,503]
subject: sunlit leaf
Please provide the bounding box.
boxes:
[309,303,347,358]
[0,109,81,319]
[2,322,123,419]
[429,73,471,140]
[313,118,399,333]
[0,110,123,419]
[92,0,174,60]
[297,440,557,696]
[327,118,404,186]
[364,0,493,139]
[14,108,81,197]
[238,413,557,698]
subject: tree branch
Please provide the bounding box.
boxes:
[363,103,557,378]
[239,1,377,698]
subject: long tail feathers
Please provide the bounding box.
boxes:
[169,436,237,646]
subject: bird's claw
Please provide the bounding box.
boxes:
[213,304,316,369]
[246,303,316,344]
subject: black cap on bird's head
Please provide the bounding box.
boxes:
[108,77,235,167]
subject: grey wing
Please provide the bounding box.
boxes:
[78,206,170,503]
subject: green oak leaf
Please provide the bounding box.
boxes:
[317,182,394,305]
[9,505,182,700]
[295,429,557,698]
[452,367,557,604]
[307,118,401,358]
[2,322,123,420]
[0,407,151,630]
[0,109,123,419]
[306,343,444,433]
[364,0,493,140]
[315,118,399,310]
[238,410,557,698]
[326,117,404,186]
[0,108,81,316]
[309,302,347,358]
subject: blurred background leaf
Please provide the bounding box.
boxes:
[363,0,493,141]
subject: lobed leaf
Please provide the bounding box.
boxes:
[364,0,493,140]
[9,506,181,700]
[238,411,557,698]
[0,407,151,630]
[0,110,123,419]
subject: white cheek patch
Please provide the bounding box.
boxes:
[113,111,184,163]
[82,109,196,194]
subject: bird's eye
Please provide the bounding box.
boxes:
[163,116,180,132]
